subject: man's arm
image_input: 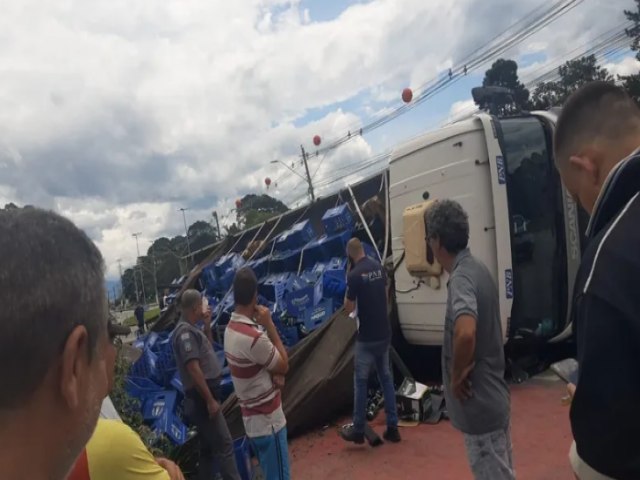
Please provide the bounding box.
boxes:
[254,306,289,375]
[452,315,476,401]
[343,268,358,315]
[449,274,478,401]
[185,359,219,416]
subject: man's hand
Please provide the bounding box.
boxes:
[156,458,185,480]
[201,305,213,325]
[451,363,474,401]
[207,398,220,418]
[272,374,285,390]
[254,305,274,328]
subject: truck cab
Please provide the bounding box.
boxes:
[389,112,587,347]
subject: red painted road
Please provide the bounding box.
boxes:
[289,374,574,479]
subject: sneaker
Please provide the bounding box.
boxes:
[339,424,365,444]
[383,427,401,443]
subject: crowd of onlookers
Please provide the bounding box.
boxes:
[0,81,638,480]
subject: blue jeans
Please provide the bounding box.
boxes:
[249,427,290,480]
[353,339,398,434]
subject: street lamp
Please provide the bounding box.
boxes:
[132,232,147,304]
[270,152,315,201]
[178,208,193,266]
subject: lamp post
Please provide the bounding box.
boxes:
[132,232,147,304]
[270,155,315,202]
[178,207,192,266]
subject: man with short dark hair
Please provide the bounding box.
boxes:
[426,200,513,480]
[225,267,290,480]
[172,289,240,480]
[554,81,640,480]
[340,238,400,445]
[0,207,111,480]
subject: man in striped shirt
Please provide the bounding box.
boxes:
[225,267,290,480]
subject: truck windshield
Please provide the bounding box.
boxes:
[498,116,567,340]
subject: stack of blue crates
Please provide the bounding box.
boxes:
[274,220,315,253]
[321,204,354,234]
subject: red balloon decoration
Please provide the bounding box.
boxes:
[235,199,242,209]
[313,135,321,146]
[265,177,271,187]
[402,87,413,103]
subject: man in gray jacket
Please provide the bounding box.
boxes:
[426,199,513,480]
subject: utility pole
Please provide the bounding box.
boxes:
[212,211,221,241]
[132,232,147,304]
[178,208,192,266]
[300,145,315,202]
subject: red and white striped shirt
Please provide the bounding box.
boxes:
[224,312,286,438]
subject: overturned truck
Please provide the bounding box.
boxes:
[134,109,586,442]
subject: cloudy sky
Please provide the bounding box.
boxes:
[0,0,635,279]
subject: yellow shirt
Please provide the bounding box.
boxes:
[68,419,170,480]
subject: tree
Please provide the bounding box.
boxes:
[621,0,640,102]
[187,220,217,252]
[236,194,288,229]
[478,59,531,114]
[530,55,613,110]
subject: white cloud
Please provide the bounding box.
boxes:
[605,56,640,78]
[448,99,477,123]
[0,0,626,278]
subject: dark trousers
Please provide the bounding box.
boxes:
[186,381,240,480]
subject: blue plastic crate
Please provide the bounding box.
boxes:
[274,220,315,252]
[269,249,302,274]
[302,230,352,270]
[214,436,253,480]
[283,275,323,317]
[215,253,245,278]
[201,265,219,294]
[246,256,269,280]
[129,348,160,383]
[278,325,300,347]
[258,273,291,303]
[154,409,188,446]
[322,204,354,235]
[170,371,184,393]
[125,376,163,402]
[142,390,179,421]
[299,299,334,332]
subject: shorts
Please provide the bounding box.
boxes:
[463,425,515,480]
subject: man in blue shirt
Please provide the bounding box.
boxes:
[340,238,400,445]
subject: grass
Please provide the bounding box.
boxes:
[123,307,161,327]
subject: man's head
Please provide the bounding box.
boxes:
[233,268,258,311]
[424,199,469,272]
[554,81,640,214]
[346,238,365,264]
[0,207,109,477]
[180,289,204,323]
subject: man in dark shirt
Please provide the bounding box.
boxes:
[554,82,640,480]
[340,238,400,445]
[172,289,240,480]
[134,304,145,334]
[426,200,513,480]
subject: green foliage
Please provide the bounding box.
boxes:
[480,58,531,113]
[236,193,289,229]
[530,55,614,110]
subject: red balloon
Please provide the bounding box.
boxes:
[235,199,242,209]
[402,87,413,103]
[313,135,321,146]
[265,177,271,186]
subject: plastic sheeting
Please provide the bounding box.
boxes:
[222,310,357,439]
